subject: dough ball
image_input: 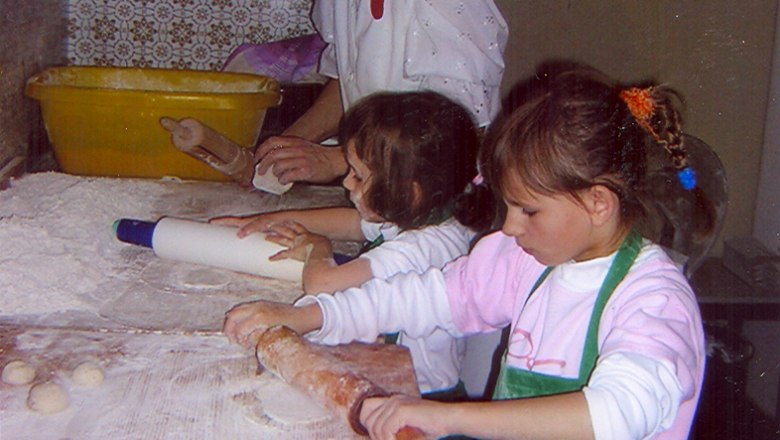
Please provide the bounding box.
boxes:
[27,382,69,414]
[71,361,104,387]
[1,360,36,385]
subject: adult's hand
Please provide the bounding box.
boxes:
[255,135,348,184]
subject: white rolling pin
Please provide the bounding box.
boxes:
[114,217,303,282]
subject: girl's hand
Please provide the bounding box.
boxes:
[360,395,448,440]
[209,214,256,229]
[223,300,296,348]
[210,212,292,238]
[264,220,333,262]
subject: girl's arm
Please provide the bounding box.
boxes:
[223,300,323,348]
[300,256,374,295]
[303,267,461,345]
[360,392,594,440]
[210,207,365,241]
[264,220,374,294]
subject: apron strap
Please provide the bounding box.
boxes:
[501,228,643,393]
[577,229,643,379]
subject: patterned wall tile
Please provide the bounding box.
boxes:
[66,0,316,70]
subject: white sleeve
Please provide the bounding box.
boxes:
[310,0,339,79]
[583,352,685,440]
[405,0,508,126]
[295,268,461,345]
[359,219,400,243]
[360,221,473,279]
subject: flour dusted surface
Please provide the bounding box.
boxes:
[0,172,359,439]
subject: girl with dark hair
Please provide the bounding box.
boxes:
[217,90,486,397]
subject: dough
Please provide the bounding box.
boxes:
[252,163,293,195]
[27,382,70,414]
[71,361,104,387]
[1,360,36,385]
[181,268,230,289]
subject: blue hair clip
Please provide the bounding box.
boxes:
[677,167,696,191]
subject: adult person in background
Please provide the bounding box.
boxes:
[254,0,508,185]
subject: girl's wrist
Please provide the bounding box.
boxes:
[289,302,323,334]
[304,241,334,263]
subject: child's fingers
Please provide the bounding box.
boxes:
[235,318,264,348]
[283,221,308,234]
[265,233,300,250]
[223,303,262,345]
[361,397,393,440]
[209,216,245,227]
[264,222,298,238]
[268,249,289,261]
[237,219,275,238]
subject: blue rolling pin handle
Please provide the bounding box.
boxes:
[113,218,157,248]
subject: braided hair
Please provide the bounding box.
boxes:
[474,63,715,240]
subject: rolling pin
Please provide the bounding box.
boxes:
[255,326,426,439]
[159,117,255,186]
[113,217,304,282]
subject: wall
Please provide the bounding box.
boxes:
[494,0,778,254]
[66,0,314,70]
[747,5,780,419]
[755,7,780,252]
[0,0,68,181]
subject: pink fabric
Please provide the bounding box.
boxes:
[222,35,326,83]
[443,231,705,439]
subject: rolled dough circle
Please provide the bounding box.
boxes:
[180,268,231,289]
[27,382,70,414]
[72,362,104,387]
[1,360,36,385]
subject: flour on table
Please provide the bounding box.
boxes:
[0,172,350,328]
[0,173,358,439]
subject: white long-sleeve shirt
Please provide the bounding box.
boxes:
[299,218,475,393]
[359,218,475,279]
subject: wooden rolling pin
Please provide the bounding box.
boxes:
[255,326,426,439]
[159,117,254,185]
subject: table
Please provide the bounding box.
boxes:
[690,257,780,435]
[691,257,780,322]
[0,172,362,439]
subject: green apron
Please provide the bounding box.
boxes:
[493,229,642,399]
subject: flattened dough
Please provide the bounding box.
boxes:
[72,362,104,387]
[27,382,70,414]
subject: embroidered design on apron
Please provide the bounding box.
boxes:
[494,229,642,399]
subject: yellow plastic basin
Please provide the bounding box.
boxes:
[26,66,280,181]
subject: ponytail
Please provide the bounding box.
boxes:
[620,86,717,242]
[453,175,499,234]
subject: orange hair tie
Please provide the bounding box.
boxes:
[619,87,659,141]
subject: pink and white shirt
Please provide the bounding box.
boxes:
[300,230,705,439]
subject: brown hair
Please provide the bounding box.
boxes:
[339,91,479,230]
[482,64,715,238]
